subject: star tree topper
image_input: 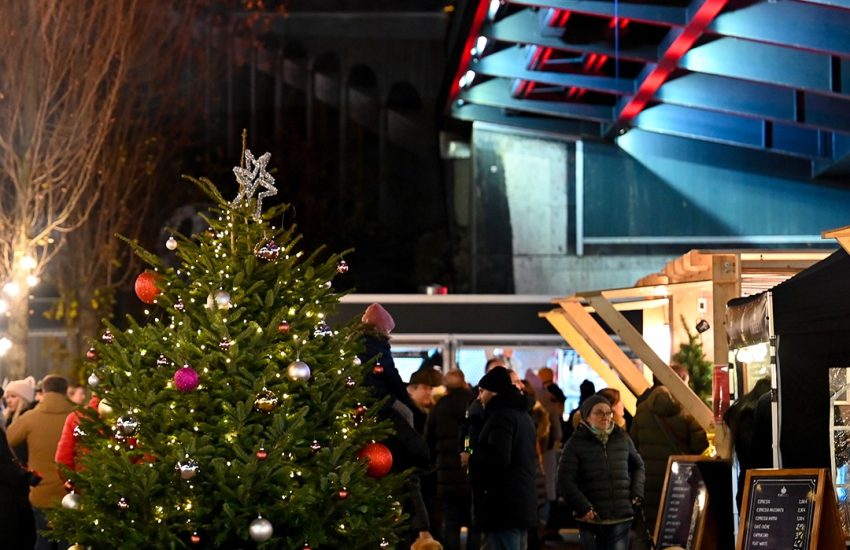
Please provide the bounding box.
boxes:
[232,149,278,220]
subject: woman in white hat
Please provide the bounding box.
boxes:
[3,376,37,464]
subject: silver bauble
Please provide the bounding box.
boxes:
[88,373,100,387]
[249,517,273,542]
[115,415,139,436]
[166,236,178,250]
[287,360,312,382]
[62,492,81,510]
[313,322,332,337]
[214,290,231,310]
[176,458,200,480]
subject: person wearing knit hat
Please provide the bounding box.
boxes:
[468,366,539,548]
[3,376,37,428]
[477,365,515,399]
[559,390,645,549]
[579,394,611,424]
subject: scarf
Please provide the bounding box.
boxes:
[584,421,615,445]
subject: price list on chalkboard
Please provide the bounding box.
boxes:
[657,461,707,548]
[742,477,817,549]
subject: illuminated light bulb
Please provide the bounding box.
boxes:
[2,282,20,296]
[20,255,37,270]
[0,337,12,356]
[25,275,39,287]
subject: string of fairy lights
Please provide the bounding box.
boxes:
[0,252,40,358]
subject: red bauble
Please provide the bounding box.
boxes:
[256,448,269,461]
[278,320,291,334]
[357,442,393,478]
[338,488,349,500]
[134,271,161,304]
[190,532,201,545]
[373,363,384,375]
[86,348,98,361]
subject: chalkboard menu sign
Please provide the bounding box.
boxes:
[655,455,733,550]
[737,469,844,550]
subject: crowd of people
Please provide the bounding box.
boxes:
[0,303,767,550]
[1,374,87,549]
[358,303,719,550]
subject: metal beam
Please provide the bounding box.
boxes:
[459,77,614,121]
[657,73,850,135]
[657,73,794,121]
[474,47,634,95]
[541,309,639,415]
[612,0,729,131]
[451,102,606,137]
[588,294,714,432]
[485,10,658,64]
[679,38,835,96]
[709,0,850,59]
[508,0,687,26]
[631,104,826,159]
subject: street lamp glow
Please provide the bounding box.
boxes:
[26,274,39,288]
[0,337,11,356]
[2,282,20,296]
[20,255,37,270]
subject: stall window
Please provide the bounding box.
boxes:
[828,367,850,535]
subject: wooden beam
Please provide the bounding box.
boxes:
[712,254,741,365]
[557,299,650,397]
[541,309,638,415]
[823,225,850,256]
[587,295,714,432]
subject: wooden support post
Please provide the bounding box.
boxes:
[711,254,741,368]
[541,309,638,415]
[589,294,714,432]
[557,299,650,397]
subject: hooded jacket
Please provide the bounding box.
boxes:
[469,388,538,531]
[629,387,707,525]
[559,422,645,521]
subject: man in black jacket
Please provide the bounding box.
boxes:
[425,370,475,550]
[470,367,538,550]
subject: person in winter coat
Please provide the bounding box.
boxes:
[469,366,538,550]
[6,374,75,550]
[559,395,645,550]
[0,422,36,548]
[3,376,38,464]
[629,385,707,545]
[723,377,772,513]
[425,369,475,550]
[55,394,101,477]
[356,303,434,546]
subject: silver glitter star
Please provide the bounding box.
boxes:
[232,150,278,220]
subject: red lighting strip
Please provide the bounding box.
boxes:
[447,0,491,106]
[616,0,728,124]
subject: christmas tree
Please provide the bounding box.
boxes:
[672,315,713,407]
[49,149,404,549]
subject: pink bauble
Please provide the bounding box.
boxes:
[174,366,199,392]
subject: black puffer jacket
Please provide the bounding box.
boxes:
[469,389,538,531]
[425,386,473,498]
[559,423,645,521]
[629,386,707,526]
